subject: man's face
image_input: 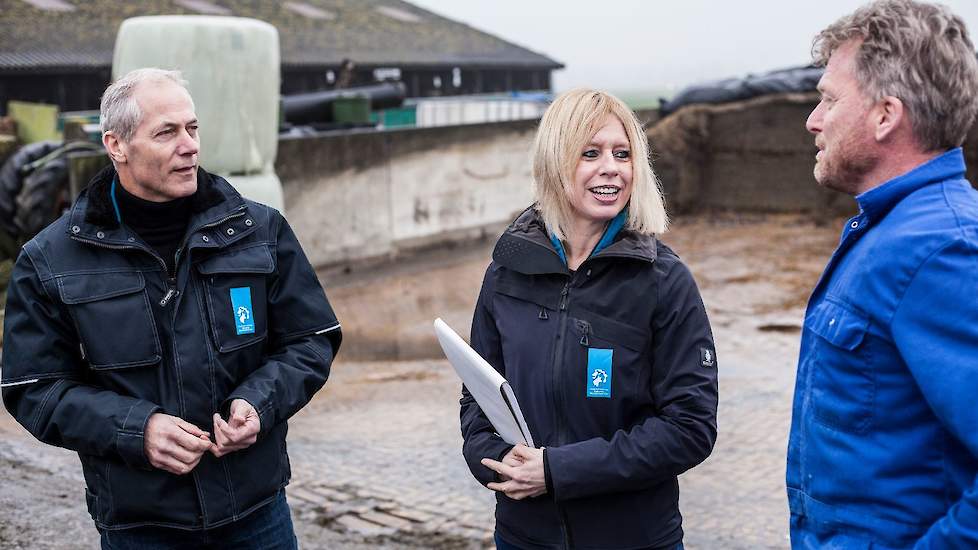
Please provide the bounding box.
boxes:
[806,40,880,195]
[116,81,200,202]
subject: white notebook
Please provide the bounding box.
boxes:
[434,318,535,447]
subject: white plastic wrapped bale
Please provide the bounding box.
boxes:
[113,16,283,210]
[222,171,284,214]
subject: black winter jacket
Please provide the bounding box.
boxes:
[1,166,341,530]
[461,208,718,549]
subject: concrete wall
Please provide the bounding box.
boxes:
[275,120,537,268]
[275,96,978,269]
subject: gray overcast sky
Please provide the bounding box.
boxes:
[410,0,978,93]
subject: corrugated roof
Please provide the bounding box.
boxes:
[0,0,563,71]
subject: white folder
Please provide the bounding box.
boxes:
[434,318,535,447]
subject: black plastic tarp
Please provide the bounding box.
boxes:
[660,65,823,115]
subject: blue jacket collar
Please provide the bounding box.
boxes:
[856,147,965,221]
[549,209,628,267]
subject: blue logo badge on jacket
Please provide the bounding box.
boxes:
[587,348,612,398]
[229,287,255,335]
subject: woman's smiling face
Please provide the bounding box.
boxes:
[567,114,633,228]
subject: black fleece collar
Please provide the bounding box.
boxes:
[82,165,226,230]
[493,206,658,275]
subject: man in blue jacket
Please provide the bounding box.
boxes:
[1,68,341,549]
[787,1,978,547]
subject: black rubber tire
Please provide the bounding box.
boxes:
[14,155,70,240]
[0,141,60,238]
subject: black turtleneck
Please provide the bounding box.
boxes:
[114,181,192,276]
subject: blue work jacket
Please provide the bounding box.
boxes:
[787,148,978,548]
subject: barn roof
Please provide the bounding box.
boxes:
[0,0,563,72]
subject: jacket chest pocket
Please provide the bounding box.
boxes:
[492,278,559,371]
[571,313,651,406]
[57,272,162,370]
[196,244,275,353]
[806,300,875,434]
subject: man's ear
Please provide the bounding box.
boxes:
[102,132,127,164]
[874,95,905,142]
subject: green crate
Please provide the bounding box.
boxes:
[332,96,371,124]
[380,107,416,127]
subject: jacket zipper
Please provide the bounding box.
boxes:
[558,507,575,549]
[169,209,248,306]
[161,209,245,307]
[553,279,571,445]
[551,277,573,549]
[577,319,590,346]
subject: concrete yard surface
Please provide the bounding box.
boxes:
[0,213,840,549]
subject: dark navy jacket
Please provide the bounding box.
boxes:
[461,208,718,549]
[788,148,978,548]
[1,166,341,530]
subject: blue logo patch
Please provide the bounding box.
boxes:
[229,287,255,335]
[586,348,612,398]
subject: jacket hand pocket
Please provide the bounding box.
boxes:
[57,271,162,370]
[196,244,274,353]
[806,300,875,434]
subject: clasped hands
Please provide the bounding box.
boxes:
[481,444,548,500]
[143,399,260,475]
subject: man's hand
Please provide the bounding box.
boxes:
[144,413,215,475]
[211,399,260,458]
[482,444,547,500]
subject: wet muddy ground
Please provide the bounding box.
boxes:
[0,214,842,549]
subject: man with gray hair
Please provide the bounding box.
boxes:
[787,0,978,547]
[2,68,341,548]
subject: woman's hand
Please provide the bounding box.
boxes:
[482,444,547,500]
[495,446,523,481]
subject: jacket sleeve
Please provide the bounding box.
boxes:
[1,245,160,469]
[460,263,514,486]
[224,212,341,436]
[896,240,978,548]
[545,258,719,501]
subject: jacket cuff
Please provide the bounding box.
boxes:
[464,435,514,486]
[222,391,273,438]
[543,447,554,497]
[545,442,600,502]
[116,400,162,470]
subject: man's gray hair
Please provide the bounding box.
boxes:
[813,0,978,151]
[100,68,190,142]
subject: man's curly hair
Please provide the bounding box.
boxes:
[813,0,978,151]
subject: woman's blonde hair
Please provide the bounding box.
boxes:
[532,88,668,240]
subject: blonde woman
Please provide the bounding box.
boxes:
[460,89,718,550]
